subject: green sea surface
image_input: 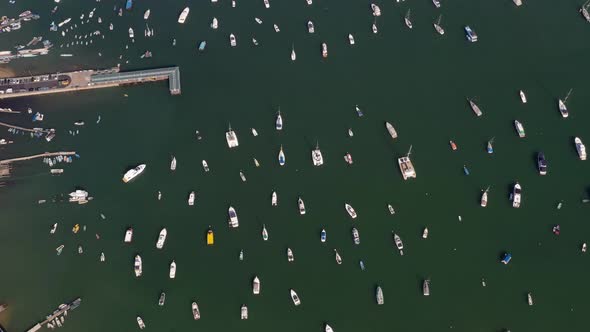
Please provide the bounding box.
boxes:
[1,0,590,331]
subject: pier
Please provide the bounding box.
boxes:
[0,121,50,133]
[0,151,76,165]
[0,66,181,100]
[26,298,81,332]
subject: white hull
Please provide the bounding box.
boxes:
[123,164,146,183]
[169,261,176,279]
[156,228,167,249]
[178,7,190,23]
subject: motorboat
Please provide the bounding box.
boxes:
[308,21,315,33]
[50,223,58,234]
[487,137,494,154]
[188,191,195,206]
[468,99,483,116]
[404,9,413,29]
[558,99,569,118]
[240,170,247,182]
[278,145,286,166]
[262,224,269,241]
[344,153,353,165]
[207,227,214,245]
[202,160,210,172]
[512,182,522,208]
[582,243,587,253]
[178,7,190,23]
[229,206,239,228]
[192,302,201,320]
[156,228,167,249]
[239,249,244,261]
[371,4,381,16]
[325,324,334,332]
[211,17,218,29]
[514,120,525,138]
[252,38,259,46]
[251,128,258,136]
[230,33,237,47]
[385,122,398,139]
[321,228,326,242]
[158,292,166,306]
[463,165,470,176]
[528,293,533,306]
[253,276,261,294]
[359,260,365,270]
[124,228,133,243]
[264,0,270,8]
[255,17,262,24]
[423,280,430,296]
[388,204,395,215]
[137,316,145,329]
[226,124,239,148]
[376,286,384,305]
[241,304,248,319]
[273,24,280,32]
[170,156,177,171]
[276,110,283,130]
[575,137,587,160]
[291,44,296,61]
[169,260,176,279]
[481,188,489,207]
[355,105,364,117]
[272,191,278,206]
[393,232,404,255]
[434,15,444,35]
[298,197,306,215]
[312,142,324,166]
[198,41,207,51]
[372,20,378,34]
[345,203,357,219]
[422,227,429,239]
[520,90,527,103]
[290,289,301,306]
[128,27,134,38]
[134,255,142,277]
[322,43,328,58]
[287,248,294,262]
[464,25,478,42]
[348,33,355,45]
[334,249,342,264]
[100,252,105,262]
[449,141,458,150]
[123,164,146,183]
[307,0,313,5]
[352,228,360,245]
[537,152,547,175]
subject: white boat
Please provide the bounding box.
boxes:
[170,157,177,171]
[345,203,357,219]
[255,17,263,24]
[240,171,246,182]
[334,249,342,264]
[528,292,533,306]
[422,227,429,239]
[376,286,384,305]
[264,0,270,8]
[514,120,525,138]
[278,145,286,166]
[371,4,381,17]
[252,38,259,46]
[124,228,133,243]
[253,276,261,294]
[385,122,398,139]
[322,43,328,58]
[202,160,209,172]
[514,0,523,6]
[228,206,239,228]
[388,204,395,215]
[156,228,167,249]
[512,182,522,208]
[136,316,145,329]
[398,146,416,180]
[348,34,355,45]
[307,21,315,33]
[229,33,237,47]
[178,7,190,24]
[290,289,301,306]
[325,324,334,332]
[276,110,283,130]
[372,21,378,34]
[128,27,134,38]
[405,9,413,29]
[352,227,360,245]
[307,0,313,5]
[123,164,146,183]
[226,124,239,148]
[575,137,586,160]
[393,232,404,254]
[271,191,278,206]
[158,191,162,200]
[434,15,444,35]
[582,243,587,253]
[241,304,248,319]
[143,9,150,20]
[312,142,324,166]
[468,99,483,116]
[262,224,269,241]
[188,191,195,206]
[423,280,431,296]
[50,223,58,234]
[273,24,280,32]
[291,44,296,61]
[192,302,201,320]
[481,188,489,207]
[100,252,105,262]
[520,90,527,103]
[134,255,142,277]
[169,260,176,279]
[432,0,441,8]
[287,248,294,262]
[298,197,306,215]
[211,17,218,29]
[251,128,259,136]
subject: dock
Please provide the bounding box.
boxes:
[26,298,81,332]
[0,151,76,165]
[0,66,181,100]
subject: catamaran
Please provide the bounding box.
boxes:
[125,228,133,243]
[308,21,315,33]
[192,302,201,320]
[404,9,413,29]
[226,124,239,148]
[298,197,306,215]
[287,247,294,262]
[514,120,525,138]
[348,33,355,45]
[134,255,142,277]
[481,187,489,207]
[253,276,261,294]
[156,228,167,249]
[575,137,587,160]
[178,7,190,23]
[512,182,522,208]
[385,122,398,139]
[188,191,195,206]
[230,33,237,47]
[376,286,384,305]
[170,156,177,171]
[519,90,527,103]
[468,99,483,116]
[276,110,283,130]
[271,191,278,206]
[312,142,324,166]
[434,15,444,35]
[398,146,416,180]
[345,203,357,219]
[169,260,176,279]
[334,249,342,264]
[278,145,286,166]
[290,289,301,306]
[123,164,146,183]
[228,206,239,228]
[352,227,360,245]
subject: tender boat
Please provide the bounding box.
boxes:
[253,276,261,295]
[202,160,210,172]
[359,260,366,270]
[385,122,398,139]
[398,146,416,180]
[156,228,167,249]
[312,142,324,166]
[575,137,587,160]
[404,9,413,29]
[287,248,294,262]
[537,152,547,175]
[198,41,206,51]
[422,227,429,239]
[226,124,239,148]
[124,228,133,243]
[278,145,286,166]
[345,203,357,219]
[449,141,457,151]
[481,188,489,207]
[188,191,195,206]
[423,280,430,296]
[334,249,342,264]
[230,33,237,47]
[464,25,478,42]
[514,120,525,138]
[298,197,306,215]
[371,4,381,16]
[322,43,328,58]
[134,255,142,277]
[207,227,214,245]
[251,128,258,136]
[272,191,278,206]
[468,99,483,116]
[158,292,166,306]
[527,293,533,306]
[376,286,384,305]
[321,228,327,242]
[192,302,201,320]
[137,316,145,329]
[308,21,315,33]
[123,164,146,183]
[290,289,301,306]
[170,157,177,171]
[520,90,527,103]
[178,7,190,24]
[241,304,248,319]
[352,228,360,245]
[348,33,355,45]
[169,260,176,279]
[388,204,395,215]
[228,206,239,228]
[262,224,269,241]
[239,249,244,261]
[276,110,283,130]
[512,182,522,208]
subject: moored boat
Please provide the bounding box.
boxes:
[558,99,568,118]
[487,137,494,154]
[325,324,334,332]
[308,21,315,33]
[211,17,218,29]
[144,9,150,20]
[423,279,430,296]
[123,164,146,183]
[398,146,416,180]
[464,25,478,42]
[241,304,248,319]
[345,203,357,219]
[169,260,176,279]
[134,255,142,277]
[228,206,239,228]
[156,228,167,249]
[468,99,483,116]
[514,120,525,138]
[276,109,283,130]
[348,33,355,45]
[422,227,429,239]
[170,156,177,171]
[321,228,327,242]
[575,137,587,160]
[519,90,527,103]
[253,276,261,294]
[404,9,413,29]
[178,7,190,24]
[537,152,547,175]
[290,289,301,306]
[434,15,445,35]
[272,191,278,206]
[226,124,239,148]
[137,316,145,329]
[312,142,324,166]
[393,232,404,253]
[512,182,522,208]
[527,292,533,306]
[322,43,328,58]
[344,153,353,165]
[388,204,395,215]
[188,191,195,206]
[352,227,360,245]
[376,286,384,305]
[371,4,381,17]
[262,224,269,241]
[158,292,166,306]
[124,228,133,243]
[287,248,294,262]
[385,122,398,139]
[202,160,209,172]
[229,33,237,47]
[207,227,214,245]
[334,249,342,264]
[278,145,286,166]
[298,197,306,215]
[481,188,489,207]
[192,302,200,320]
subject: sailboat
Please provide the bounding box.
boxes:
[468,98,483,116]
[433,15,444,35]
[271,191,278,206]
[372,18,378,34]
[487,137,494,154]
[558,88,572,118]
[262,224,269,241]
[278,145,286,166]
[404,9,413,29]
[481,187,489,207]
[291,43,296,61]
[334,249,342,264]
[276,109,283,130]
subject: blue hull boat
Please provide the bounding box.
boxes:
[126,0,133,10]
[463,165,470,175]
[501,253,512,264]
[198,41,206,51]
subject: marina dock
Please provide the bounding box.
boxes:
[0,66,181,100]
[26,298,81,332]
[0,151,76,165]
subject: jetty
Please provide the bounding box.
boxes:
[26,297,81,332]
[0,66,181,100]
[0,121,50,133]
[0,151,76,165]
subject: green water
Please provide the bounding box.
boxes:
[1,0,590,331]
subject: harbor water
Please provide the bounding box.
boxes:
[1,0,590,331]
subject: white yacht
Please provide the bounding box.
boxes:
[251,128,258,136]
[307,0,312,4]
[334,249,342,264]
[253,276,261,294]
[50,223,58,234]
[241,304,248,319]
[240,170,247,182]
[229,33,237,47]
[434,15,444,35]
[178,7,190,24]
[393,232,404,255]
[278,145,286,166]
[273,24,280,32]
[170,156,177,171]
[143,9,150,20]
[468,99,483,116]
[376,286,384,305]
[262,224,269,241]
[298,197,306,215]
[188,191,195,206]
[255,17,263,24]
[575,137,586,160]
[371,4,381,16]
[348,34,355,45]
[345,203,357,219]
[211,17,218,29]
[481,189,488,207]
[528,292,533,306]
[202,160,209,172]
[287,248,294,262]
[388,204,395,215]
[228,206,239,228]
[312,142,324,166]
[423,280,431,296]
[514,120,525,138]
[134,255,142,277]
[290,289,301,306]
[307,21,315,33]
[226,124,239,148]
[156,228,167,249]
[520,90,527,103]
[124,228,133,243]
[136,316,145,329]
[271,191,278,206]
[385,122,398,139]
[169,260,176,279]
[264,0,270,8]
[291,44,296,61]
[558,97,569,118]
[123,164,146,183]
[192,302,201,320]
[422,227,429,239]
[512,182,522,208]
[276,110,283,130]
[100,252,105,262]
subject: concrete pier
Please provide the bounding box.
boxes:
[0,66,181,100]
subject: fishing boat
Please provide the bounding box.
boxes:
[352,228,360,245]
[192,302,201,320]
[345,203,357,219]
[202,160,209,172]
[122,164,146,183]
[404,9,413,29]
[298,197,306,215]
[512,182,522,208]
[325,324,334,332]
[388,204,395,215]
[124,228,133,243]
[188,191,195,206]
[128,27,134,38]
[211,17,218,29]
[273,24,280,32]
[230,33,237,47]
[170,157,177,171]
[344,153,353,165]
[264,0,270,8]
[291,44,296,61]
[527,293,533,306]
[463,165,470,175]
[432,0,441,8]
[134,255,142,277]
[334,249,342,264]
[207,227,214,245]
[355,105,364,117]
[423,280,430,296]
[519,90,527,103]
[385,122,398,139]
[398,146,416,180]
[464,25,478,42]
[262,224,269,241]
[272,191,278,206]
[376,286,384,305]
[290,289,301,306]
[178,7,190,24]
[226,124,239,148]
[287,248,294,262]
[308,21,315,33]
[136,316,145,329]
[144,9,150,20]
[481,187,489,207]
[169,260,176,279]
[228,206,239,228]
[422,227,429,239]
[372,19,378,34]
[198,41,206,51]
[276,109,283,130]
[156,228,167,249]
[312,142,324,166]
[321,228,327,242]
[158,292,166,306]
[253,276,261,294]
[468,99,483,116]
[393,233,404,253]
[434,15,445,35]
[575,137,587,160]
[322,43,328,58]
[487,137,494,154]
[348,33,355,45]
[371,3,381,17]
[241,304,248,319]
[278,145,286,166]
[514,120,525,138]
[537,152,548,175]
